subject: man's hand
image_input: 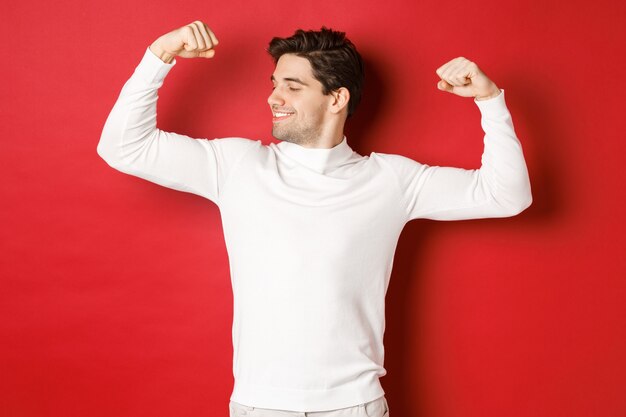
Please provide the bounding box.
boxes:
[149,20,219,64]
[436,57,501,101]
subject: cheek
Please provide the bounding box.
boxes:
[295,94,328,120]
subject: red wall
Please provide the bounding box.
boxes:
[1,0,625,416]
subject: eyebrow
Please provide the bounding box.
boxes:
[270,75,310,86]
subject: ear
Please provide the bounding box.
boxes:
[329,87,350,116]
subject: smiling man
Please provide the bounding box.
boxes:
[268,47,356,149]
[98,20,532,417]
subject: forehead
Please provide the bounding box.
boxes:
[271,54,316,82]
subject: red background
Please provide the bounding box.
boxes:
[1,0,625,416]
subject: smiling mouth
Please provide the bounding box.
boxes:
[272,111,294,122]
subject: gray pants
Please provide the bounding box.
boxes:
[229,396,389,417]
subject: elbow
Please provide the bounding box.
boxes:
[96,137,115,165]
[499,185,533,217]
[96,132,125,169]
[513,175,533,216]
[97,109,131,167]
[96,139,108,162]
[508,192,533,216]
[479,164,533,218]
[486,167,533,217]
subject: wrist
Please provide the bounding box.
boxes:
[475,85,501,101]
[149,40,175,64]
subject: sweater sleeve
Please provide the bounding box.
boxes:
[97,46,258,206]
[385,89,532,221]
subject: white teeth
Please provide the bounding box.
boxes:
[274,112,292,117]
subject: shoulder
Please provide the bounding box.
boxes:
[371,151,427,170]
[211,136,262,147]
[209,136,265,154]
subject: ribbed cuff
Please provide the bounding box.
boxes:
[134,46,178,85]
[474,88,509,117]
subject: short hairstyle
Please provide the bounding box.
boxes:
[267,27,365,118]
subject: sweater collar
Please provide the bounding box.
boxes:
[275,136,354,173]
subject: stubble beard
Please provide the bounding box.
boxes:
[272,119,322,147]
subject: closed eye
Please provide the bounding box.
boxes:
[271,86,301,92]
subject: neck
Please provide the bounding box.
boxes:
[274,133,354,175]
[298,120,346,149]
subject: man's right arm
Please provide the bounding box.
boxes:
[97,22,258,205]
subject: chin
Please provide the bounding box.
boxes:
[272,126,318,146]
[272,129,296,143]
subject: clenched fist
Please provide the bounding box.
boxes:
[149,20,219,64]
[436,57,501,101]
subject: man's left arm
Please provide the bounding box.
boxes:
[387,57,532,221]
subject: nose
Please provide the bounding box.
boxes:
[267,88,284,107]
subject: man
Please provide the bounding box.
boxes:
[98,20,532,417]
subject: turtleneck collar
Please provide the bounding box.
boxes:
[275,136,355,174]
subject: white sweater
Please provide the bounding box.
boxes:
[97,46,532,412]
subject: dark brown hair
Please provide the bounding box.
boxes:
[267,27,365,118]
